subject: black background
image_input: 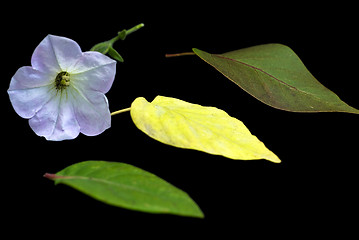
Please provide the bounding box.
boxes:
[3,1,358,237]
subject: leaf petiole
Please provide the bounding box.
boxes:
[165,52,195,58]
[44,173,72,180]
[111,107,131,116]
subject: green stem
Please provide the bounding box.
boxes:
[110,35,122,44]
[111,107,131,116]
[90,23,144,53]
[104,23,145,45]
[123,23,145,36]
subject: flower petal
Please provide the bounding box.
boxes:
[9,66,55,89]
[8,66,55,118]
[31,34,83,73]
[10,35,114,141]
[69,86,111,136]
[29,94,81,141]
[69,51,116,93]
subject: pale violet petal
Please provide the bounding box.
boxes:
[48,97,81,141]
[31,34,83,73]
[8,66,55,90]
[69,86,111,136]
[29,95,61,137]
[8,66,55,118]
[29,93,81,141]
[11,35,113,141]
[69,51,116,93]
[9,86,54,119]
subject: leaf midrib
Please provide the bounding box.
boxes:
[215,54,300,91]
[56,173,169,198]
[213,54,348,110]
[159,105,251,149]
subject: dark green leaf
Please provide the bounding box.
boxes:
[193,45,359,114]
[44,161,204,218]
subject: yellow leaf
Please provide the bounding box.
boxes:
[130,96,281,163]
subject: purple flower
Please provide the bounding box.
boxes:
[8,35,116,141]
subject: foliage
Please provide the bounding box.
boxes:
[8,23,357,218]
[130,96,280,163]
[45,161,204,218]
[193,46,359,113]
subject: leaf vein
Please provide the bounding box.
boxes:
[216,54,298,90]
[57,174,174,198]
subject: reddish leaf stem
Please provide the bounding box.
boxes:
[43,173,70,180]
[165,52,195,58]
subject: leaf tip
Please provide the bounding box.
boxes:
[266,154,281,164]
[184,208,205,219]
[271,158,282,164]
[195,212,205,219]
[198,210,205,219]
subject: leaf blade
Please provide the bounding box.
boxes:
[47,161,204,218]
[193,45,359,114]
[130,96,281,163]
[108,47,124,62]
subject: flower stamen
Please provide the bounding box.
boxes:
[55,71,70,90]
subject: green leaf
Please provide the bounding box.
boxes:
[44,161,204,218]
[90,40,111,54]
[130,96,281,163]
[108,47,124,62]
[193,45,359,114]
[89,23,144,62]
[117,29,127,40]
